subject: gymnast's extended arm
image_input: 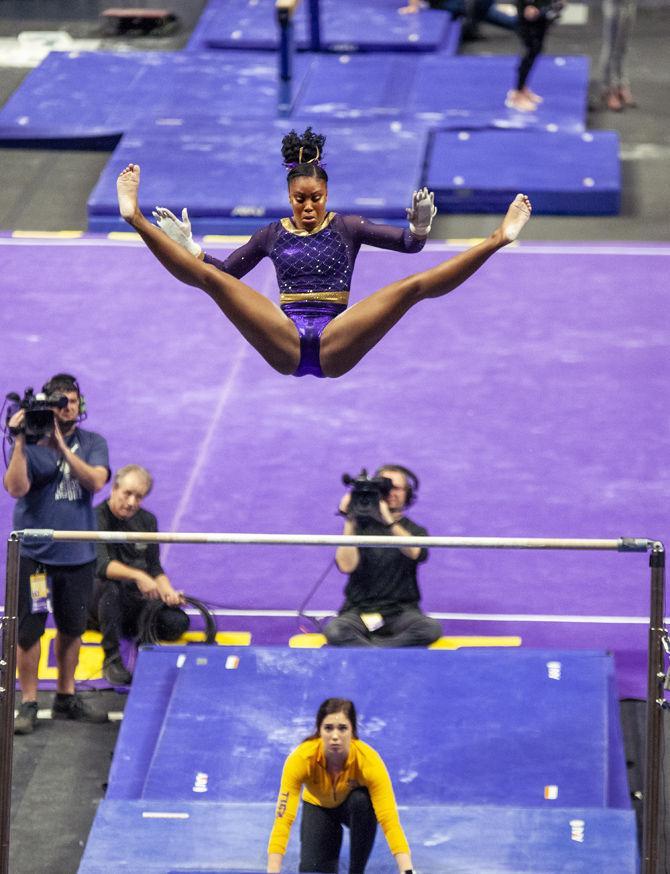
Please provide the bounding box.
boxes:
[344,188,437,253]
[153,205,272,278]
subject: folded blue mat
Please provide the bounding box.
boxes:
[427,129,620,214]
[88,118,429,233]
[187,0,454,53]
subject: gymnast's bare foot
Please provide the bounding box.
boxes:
[117,163,141,223]
[500,194,532,243]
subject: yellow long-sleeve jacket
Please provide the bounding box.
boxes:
[267,737,410,856]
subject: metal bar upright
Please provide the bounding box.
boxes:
[0,536,20,874]
[642,541,666,874]
[308,0,321,51]
[276,1,295,117]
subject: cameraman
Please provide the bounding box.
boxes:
[4,373,110,734]
[325,466,442,648]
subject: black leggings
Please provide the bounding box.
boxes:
[516,17,550,90]
[299,788,377,874]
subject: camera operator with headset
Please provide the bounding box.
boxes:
[4,373,110,734]
[325,465,443,648]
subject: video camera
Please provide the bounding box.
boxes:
[4,387,68,443]
[342,469,393,521]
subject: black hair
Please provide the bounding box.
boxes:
[44,373,80,397]
[304,698,359,741]
[281,127,328,186]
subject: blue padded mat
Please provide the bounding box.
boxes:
[296,53,590,132]
[106,647,193,800]
[0,51,313,145]
[79,800,638,873]
[187,0,454,53]
[88,119,429,233]
[0,51,588,149]
[136,649,624,808]
[426,129,621,215]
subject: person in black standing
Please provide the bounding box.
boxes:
[506,0,564,111]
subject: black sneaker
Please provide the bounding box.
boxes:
[103,654,133,686]
[14,701,39,735]
[52,693,109,723]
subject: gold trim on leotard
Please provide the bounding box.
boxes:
[280,212,336,236]
[279,290,350,306]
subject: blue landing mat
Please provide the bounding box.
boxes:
[296,54,590,132]
[426,129,621,215]
[106,649,190,801]
[0,51,313,145]
[79,801,638,872]
[88,119,429,233]
[187,0,454,53]
[0,51,589,149]
[105,648,628,809]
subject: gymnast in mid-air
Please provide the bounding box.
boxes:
[117,127,531,379]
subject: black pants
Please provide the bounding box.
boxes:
[18,556,95,649]
[516,17,550,90]
[88,578,187,656]
[299,788,377,874]
[324,607,443,648]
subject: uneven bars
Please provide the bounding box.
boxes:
[11,530,654,551]
[0,530,665,874]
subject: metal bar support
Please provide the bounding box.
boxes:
[0,536,20,874]
[308,0,321,51]
[642,541,666,874]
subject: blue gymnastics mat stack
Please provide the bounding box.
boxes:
[0,0,621,224]
[78,647,638,873]
[88,119,429,234]
[187,0,459,54]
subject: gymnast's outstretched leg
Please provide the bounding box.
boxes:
[117,164,301,374]
[319,195,531,378]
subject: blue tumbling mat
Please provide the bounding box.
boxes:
[187,0,455,54]
[426,129,621,215]
[79,800,638,873]
[0,51,313,145]
[138,649,627,808]
[296,53,590,133]
[81,648,637,871]
[105,648,190,801]
[0,51,589,148]
[104,648,629,811]
[88,119,429,233]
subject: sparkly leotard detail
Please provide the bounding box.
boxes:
[203,213,424,377]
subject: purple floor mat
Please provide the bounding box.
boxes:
[1,238,668,699]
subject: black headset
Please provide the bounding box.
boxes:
[375,464,420,507]
[42,372,87,420]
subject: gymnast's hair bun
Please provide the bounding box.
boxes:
[281,127,326,166]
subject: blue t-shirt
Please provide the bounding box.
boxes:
[12,427,110,566]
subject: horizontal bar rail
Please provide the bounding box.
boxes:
[10,530,655,551]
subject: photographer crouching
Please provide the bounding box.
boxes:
[325,466,442,648]
[3,374,110,733]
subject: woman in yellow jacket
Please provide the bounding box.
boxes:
[267,697,413,873]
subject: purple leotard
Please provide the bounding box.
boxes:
[204,213,425,377]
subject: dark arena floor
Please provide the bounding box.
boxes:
[1,1,669,873]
